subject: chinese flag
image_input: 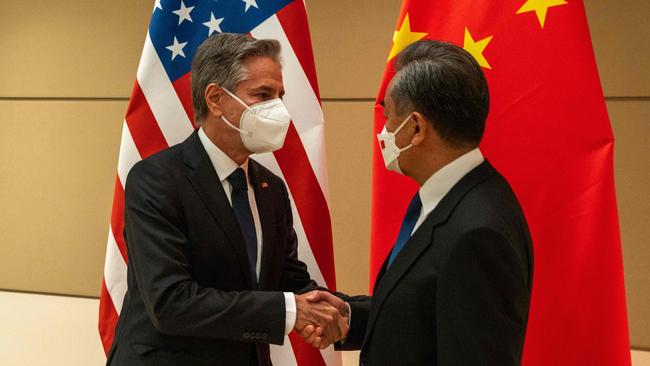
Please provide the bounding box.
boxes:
[370,0,631,365]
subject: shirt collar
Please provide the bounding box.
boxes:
[419,148,484,216]
[198,127,249,183]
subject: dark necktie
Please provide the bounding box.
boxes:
[387,193,422,267]
[227,168,258,284]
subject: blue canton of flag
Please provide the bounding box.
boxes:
[150,0,293,82]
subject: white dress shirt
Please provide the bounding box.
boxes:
[412,148,485,234]
[198,128,296,335]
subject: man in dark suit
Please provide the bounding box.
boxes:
[106,33,348,366]
[301,40,533,365]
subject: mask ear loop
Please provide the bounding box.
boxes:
[223,88,256,114]
[220,115,253,138]
[393,113,413,135]
[220,88,254,137]
[393,113,414,152]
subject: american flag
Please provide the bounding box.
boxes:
[98,1,339,365]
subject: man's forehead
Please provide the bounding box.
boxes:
[243,56,282,74]
[243,59,282,81]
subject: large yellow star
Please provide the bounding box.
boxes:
[388,14,428,60]
[463,27,493,69]
[516,0,568,28]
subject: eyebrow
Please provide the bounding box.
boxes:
[252,85,284,98]
[251,86,273,93]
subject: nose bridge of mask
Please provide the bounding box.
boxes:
[250,99,289,123]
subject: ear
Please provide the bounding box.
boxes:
[410,112,428,146]
[205,83,225,118]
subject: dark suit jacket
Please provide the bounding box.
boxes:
[106,130,318,366]
[338,161,533,366]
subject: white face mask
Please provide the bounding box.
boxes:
[221,88,292,154]
[377,114,413,174]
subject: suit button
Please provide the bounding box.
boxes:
[243,332,250,339]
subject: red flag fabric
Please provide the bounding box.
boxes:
[99,1,339,365]
[370,1,630,365]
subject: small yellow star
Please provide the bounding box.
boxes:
[463,27,493,69]
[516,0,568,28]
[388,14,428,60]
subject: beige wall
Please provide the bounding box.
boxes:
[0,0,648,353]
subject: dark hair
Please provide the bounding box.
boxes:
[390,40,489,147]
[191,33,281,123]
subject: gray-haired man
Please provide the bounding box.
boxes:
[106,33,348,366]
[304,40,533,366]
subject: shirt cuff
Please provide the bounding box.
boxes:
[283,292,297,335]
[346,302,352,325]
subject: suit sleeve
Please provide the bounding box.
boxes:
[277,179,320,293]
[436,227,530,366]
[334,295,372,351]
[124,160,286,344]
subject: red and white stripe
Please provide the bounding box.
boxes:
[99,2,339,365]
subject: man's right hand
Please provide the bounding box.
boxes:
[294,291,349,348]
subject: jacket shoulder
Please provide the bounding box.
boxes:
[126,144,184,180]
[451,170,525,232]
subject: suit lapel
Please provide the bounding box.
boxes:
[182,130,253,288]
[362,217,437,347]
[248,160,277,290]
[362,161,497,348]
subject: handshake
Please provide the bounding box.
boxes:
[293,291,349,349]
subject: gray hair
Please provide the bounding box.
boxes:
[390,40,489,147]
[191,33,282,123]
